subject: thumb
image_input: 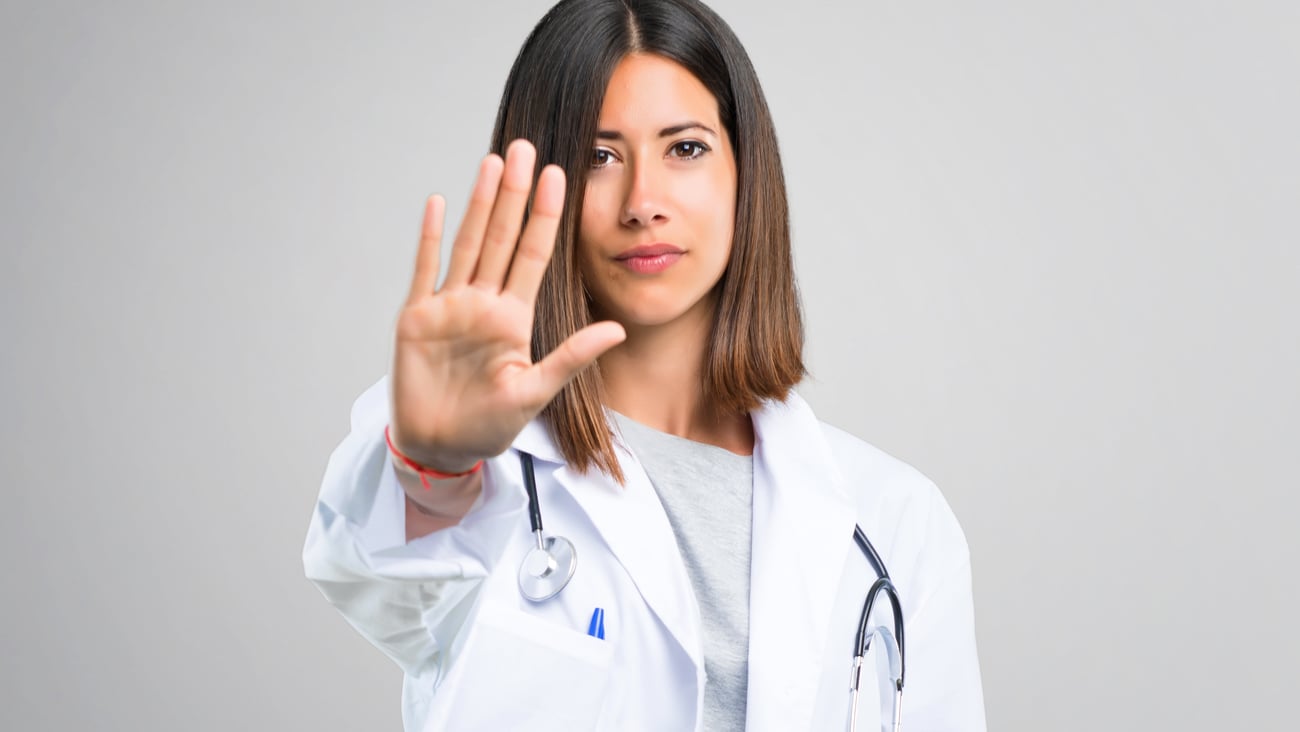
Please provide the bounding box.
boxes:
[531,320,627,400]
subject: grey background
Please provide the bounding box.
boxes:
[2,0,1296,730]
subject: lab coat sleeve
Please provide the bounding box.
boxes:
[301,377,520,685]
[898,486,988,731]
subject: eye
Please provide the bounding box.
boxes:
[669,140,710,160]
[591,147,618,168]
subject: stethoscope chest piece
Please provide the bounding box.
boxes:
[518,534,577,602]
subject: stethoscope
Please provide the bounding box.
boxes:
[514,452,906,732]
[516,451,578,602]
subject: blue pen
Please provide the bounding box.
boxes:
[586,607,605,640]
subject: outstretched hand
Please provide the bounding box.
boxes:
[389,140,626,472]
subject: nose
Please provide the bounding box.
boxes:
[620,161,669,228]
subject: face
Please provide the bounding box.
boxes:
[577,53,738,331]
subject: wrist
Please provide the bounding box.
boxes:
[385,426,484,488]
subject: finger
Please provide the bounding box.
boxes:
[472,139,537,290]
[530,321,627,401]
[504,164,565,304]
[406,194,445,304]
[443,154,505,288]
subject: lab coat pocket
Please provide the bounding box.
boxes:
[426,601,615,732]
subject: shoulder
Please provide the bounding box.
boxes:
[813,414,973,602]
[818,420,937,499]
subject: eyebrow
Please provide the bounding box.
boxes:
[595,121,719,141]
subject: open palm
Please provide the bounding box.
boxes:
[389,140,625,472]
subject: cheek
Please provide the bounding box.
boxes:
[578,186,616,245]
[682,178,736,254]
[576,200,603,260]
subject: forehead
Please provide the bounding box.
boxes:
[598,53,721,130]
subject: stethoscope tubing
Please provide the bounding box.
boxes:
[521,451,544,536]
[853,526,906,682]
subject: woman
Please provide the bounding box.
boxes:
[304,1,985,729]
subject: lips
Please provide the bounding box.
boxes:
[613,243,685,275]
[614,243,685,260]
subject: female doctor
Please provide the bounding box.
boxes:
[303,0,986,729]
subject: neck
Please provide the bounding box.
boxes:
[598,305,754,455]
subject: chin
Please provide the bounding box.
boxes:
[617,309,693,329]
[597,289,716,331]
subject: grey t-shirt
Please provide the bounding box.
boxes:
[613,412,753,732]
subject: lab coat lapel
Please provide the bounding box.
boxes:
[745,394,858,732]
[513,420,705,673]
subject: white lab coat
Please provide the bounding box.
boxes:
[304,378,986,731]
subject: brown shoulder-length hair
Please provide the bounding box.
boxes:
[490,0,803,482]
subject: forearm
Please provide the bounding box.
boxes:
[396,461,483,540]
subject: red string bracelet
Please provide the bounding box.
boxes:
[384,425,483,490]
